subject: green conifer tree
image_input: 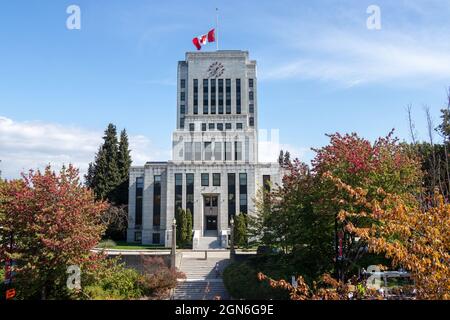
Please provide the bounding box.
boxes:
[117,129,132,205]
[186,209,193,245]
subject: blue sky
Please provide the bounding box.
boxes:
[1,0,450,179]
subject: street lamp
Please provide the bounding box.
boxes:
[171,218,177,270]
[230,217,235,260]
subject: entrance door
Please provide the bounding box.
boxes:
[206,216,218,231]
[204,195,219,231]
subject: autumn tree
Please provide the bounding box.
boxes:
[331,174,450,299]
[0,165,108,299]
[252,131,423,283]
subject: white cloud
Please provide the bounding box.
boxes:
[260,20,450,87]
[0,116,169,180]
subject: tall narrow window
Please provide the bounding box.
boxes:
[175,174,182,211]
[249,117,255,127]
[135,177,143,228]
[194,142,202,161]
[180,92,185,102]
[204,142,212,161]
[211,79,216,114]
[226,79,231,114]
[180,116,185,129]
[249,78,254,88]
[214,142,222,161]
[181,79,186,89]
[186,173,194,219]
[236,79,241,114]
[218,79,224,114]
[235,141,242,161]
[239,173,248,214]
[228,173,236,225]
[193,79,198,114]
[189,123,195,132]
[153,175,161,227]
[203,79,209,114]
[263,175,271,192]
[225,142,232,161]
[185,142,192,161]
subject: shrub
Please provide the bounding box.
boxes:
[223,261,289,300]
[138,256,185,299]
[81,256,143,300]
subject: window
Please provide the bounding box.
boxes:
[153,175,161,226]
[194,142,202,161]
[218,79,224,114]
[226,79,231,114]
[214,142,222,161]
[213,173,221,186]
[217,123,224,131]
[228,173,236,224]
[236,79,241,114]
[204,142,212,161]
[135,177,143,228]
[181,79,186,89]
[225,123,232,130]
[263,175,271,192]
[135,232,142,242]
[180,105,186,114]
[236,123,243,130]
[249,104,254,114]
[208,123,215,130]
[202,123,207,132]
[189,123,195,132]
[249,78,254,88]
[152,233,160,244]
[239,173,248,214]
[211,79,216,114]
[249,91,254,101]
[249,117,255,127]
[185,142,192,161]
[225,142,232,161]
[180,116,185,129]
[186,173,194,218]
[193,79,198,114]
[203,79,209,114]
[235,141,242,161]
[175,174,182,211]
[201,173,209,187]
[180,92,185,102]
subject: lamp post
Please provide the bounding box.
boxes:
[230,217,236,260]
[171,218,177,271]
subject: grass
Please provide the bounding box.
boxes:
[97,240,167,250]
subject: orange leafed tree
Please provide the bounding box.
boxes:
[259,173,449,300]
[327,173,450,300]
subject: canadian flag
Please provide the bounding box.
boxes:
[192,29,215,50]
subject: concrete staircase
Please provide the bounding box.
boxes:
[173,251,231,300]
[197,236,222,250]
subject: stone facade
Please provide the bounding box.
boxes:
[127,50,282,249]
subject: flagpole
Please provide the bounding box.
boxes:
[216,8,219,51]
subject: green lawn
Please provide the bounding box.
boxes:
[97,240,166,250]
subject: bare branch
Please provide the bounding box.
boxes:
[406,104,418,145]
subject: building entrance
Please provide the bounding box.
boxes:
[204,195,218,231]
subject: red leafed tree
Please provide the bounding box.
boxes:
[0,165,108,299]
